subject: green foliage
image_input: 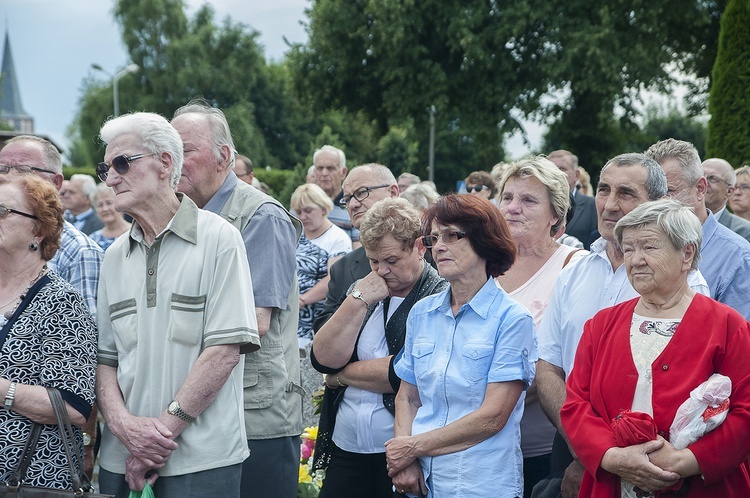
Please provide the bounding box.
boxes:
[375,124,419,176]
[706,0,750,167]
[254,168,296,199]
[62,166,98,181]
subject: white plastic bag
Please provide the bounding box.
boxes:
[669,373,731,450]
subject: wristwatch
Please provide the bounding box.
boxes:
[351,289,370,308]
[4,382,16,410]
[167,399,196,424]
[82,432,95,447]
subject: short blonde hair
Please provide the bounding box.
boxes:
[497,156,570,236]
[290,183,334,215]
[359,198,421,251]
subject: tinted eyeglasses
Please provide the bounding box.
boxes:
[96,153,156,181]
[0,164,57,175]
[0,204,38,220]
[466,184,488,193]
[421,230,467,248]
[339,184,391,208]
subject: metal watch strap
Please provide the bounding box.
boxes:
[4,381,16,410]
[169,400,196,423]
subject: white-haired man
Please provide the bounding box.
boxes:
[314,145,360,244]
[95,112,259,498]
[60,173,104,235]
[701,157,750,242]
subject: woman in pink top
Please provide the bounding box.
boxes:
[494,156,587,496]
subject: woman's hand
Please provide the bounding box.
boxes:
[354,271,391,305]
[385,436,419,476]
[391,461,427,497]
[648,437,700,478]
[600,440,680,491]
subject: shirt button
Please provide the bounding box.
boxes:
[662,364,669,371]
[472,351,478,358]
[148,269,155,276]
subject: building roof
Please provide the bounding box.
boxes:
[1,30,31,119]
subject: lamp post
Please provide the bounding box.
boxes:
[91,63,139,117]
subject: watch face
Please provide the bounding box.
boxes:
[168,400,178,413]
[83,433,92,446]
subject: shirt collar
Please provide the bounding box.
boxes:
[436,277,498,319]
[127,193,198,254]
[204,171,237,214]
[714,205,727,220]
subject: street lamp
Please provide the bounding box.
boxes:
[91,63,140,117]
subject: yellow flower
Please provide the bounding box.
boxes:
[299,464,313,483]
[303,426,319,440]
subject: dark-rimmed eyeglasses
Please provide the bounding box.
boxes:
[339,184,390,208]
[466,184,488,193]
[0,164,57,175]
[96,153,156,181]
[0,204,38,220]
[421,231,467,248]
[704,174,730,187]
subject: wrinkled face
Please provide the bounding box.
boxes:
[103,134,164,213]
[94,189,119,224]
[314,150,344,197]
[621,224,693,298]
[702,161,732,212]
[595,165,650,243]
[429,222,483,282]
[296,204,327,234]
[172,114,221,206]
[0,183,39,256]
[499,176,557,242]
[0,141,62,190]
[364,234,424,297]
[730,175,750,217]
[233,158,253,185]
[660,158,704,213]
[341,170,397,229]
[59,179,90,214]
[550,155,578,192]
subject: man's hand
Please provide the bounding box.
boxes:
[391,461,427,496]
[116,415,178,467]
[124,455,160,491]
[561,460,585,498]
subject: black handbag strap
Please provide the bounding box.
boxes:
[7,388,92,493]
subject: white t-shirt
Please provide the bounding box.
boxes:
[309,223,352,258]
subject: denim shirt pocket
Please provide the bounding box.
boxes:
[460,343,495,382]
[413,341,436,380]
[167,294,206,347]
[109,299,138,354]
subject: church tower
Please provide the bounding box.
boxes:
[1,30,34,133]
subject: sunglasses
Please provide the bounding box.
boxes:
[96,153,155,181]
[466,185,488,193]
[421,230,467,248]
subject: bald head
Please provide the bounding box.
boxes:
[702,158,735,213]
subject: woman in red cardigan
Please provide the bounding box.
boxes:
[561,199,750,497]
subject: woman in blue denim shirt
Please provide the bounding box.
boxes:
[386,194,537,497]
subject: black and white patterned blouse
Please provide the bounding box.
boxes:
[0,272,97,489]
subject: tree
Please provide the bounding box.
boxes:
[706,0,750,167]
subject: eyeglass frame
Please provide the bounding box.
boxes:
[96,153,156,182]
[339,184,391,208]
[0,204,38,220]
[421,230,468,248]
[704,174,731,187]
[733,184,750,194]
[0,164,57,175]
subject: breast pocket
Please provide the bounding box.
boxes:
[109,299,138,354]
[413,341,436,380]
[460,343,495,382]
[168,294,206,347]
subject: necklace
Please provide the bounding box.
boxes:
[1,265,49,321]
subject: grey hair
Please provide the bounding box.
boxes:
[100,112,184,190]
[359,197,422,251]
[173,99,236,169]
[401,183,439,211]
[314,145,346,172]
[614,199,702,270]
[94,182,116,202]
[601,153,667,201]
[497,156,570,236]
[645,139,703,185]
[70,174,97,204]
[548,150,579,170]
[6,135,62,174]
[398,172,420,185]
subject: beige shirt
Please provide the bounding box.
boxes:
[97,194,260,476]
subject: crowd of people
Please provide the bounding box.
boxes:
[1,101,750,498]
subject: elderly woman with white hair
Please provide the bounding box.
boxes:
[493,156,587,496]
[562,199,750,497]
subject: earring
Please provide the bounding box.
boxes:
[29,242,39,252]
